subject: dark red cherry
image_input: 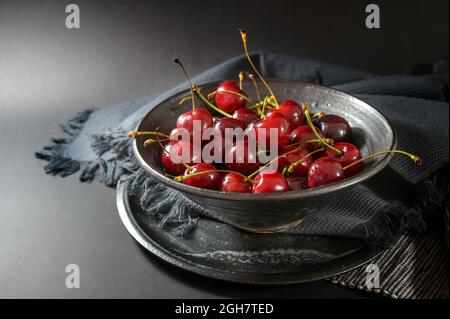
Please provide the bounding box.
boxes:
[286,176,308,190]
[232,108,259,127]
[253,113,290,149]
[290,125,324,151]
[307,157,345,188]
[210,118,246,161]
[213,117,246,137]
[176,108,213,135]
[317,114,352,142]
[215,81,247,113]
[183,163,220,190]
[219,172,252,193]
[252,171,291,193]
[325,142,363,177]
[225,140,260,175]
[161,141,201,175]
[169,127,190,142]
[277,146,314,176]
[266,100,303,129]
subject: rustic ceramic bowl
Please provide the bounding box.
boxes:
[133,80,396,233]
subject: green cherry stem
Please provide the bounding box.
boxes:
[247,146,305,180]
[247,73,261,101]
[239,71,245,90]
[261,96,269,117]
[239,28,279,107]
[175,169,255,184]
[174,57,196,110]
[178,95,193,105]
[343,150,422,170]
[128,131,170,139]
[144,138,169,146]
[304,104,343,156]
[284,148,325,175]
[193,86,233,118]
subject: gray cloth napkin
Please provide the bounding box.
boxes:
[36,53,449,298]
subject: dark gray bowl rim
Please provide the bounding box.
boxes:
[133,79,397,201]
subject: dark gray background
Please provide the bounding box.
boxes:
[0,0,448,298]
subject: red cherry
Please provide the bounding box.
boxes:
[290,125,324,151]
[219,172,252,193]
[161,141,200,175]
[325,142,363,177]
[209,118,246,162]
[213,117,246,136]
[253,113,290,149]
[252,171,291,193]
[277,146,314,176]
[225,140,260,175]
[176,108,213,135]
[286,176,308,191]
[183,163,220,190]
[317,114,352,142]
[215,81,247,113]
[232,108,259,127]
[266,100,303,129]
[307,157,345,188]
[169,127,190,142]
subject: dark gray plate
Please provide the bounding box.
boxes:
[116,181,383,285]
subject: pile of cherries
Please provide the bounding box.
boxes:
[129,29,421,194]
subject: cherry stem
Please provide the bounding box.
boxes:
[239,28,279,107]
[304,105,343,155]
[239,71,245,90]
[219,89,254,105]
[247,145,305,179]
[193,86,232,118]
[175,169,254,184]
[313,112,326,119]
[207,89,256,108]
[284,148,325,175]
[174,57,196,110]
[178,96,193,105]
[260,96,269,117]
[128,131,170,139]
[247,73,261,101]
[144,138,169,146]
[343,150,422,170]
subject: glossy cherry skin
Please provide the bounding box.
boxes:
[209,118,246,162]
[307,157,345,188]
[253,113,290,149]
[161,141,201,175]
[232,108,259,127]
[219,172,252,193]
[176,108,213,135]
[325,142,363,177]
[252,171,291,193]
[183,163,220,190]
[286,176,308,191]
[277,146,314,176]
[225,140,260,175]
[213,117,246,136]
[317,114,352,142]
[266,100,303,129]
[215,81,247,113]
[289,125,324,151]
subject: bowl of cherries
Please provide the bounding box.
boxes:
[129,30,421,233]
